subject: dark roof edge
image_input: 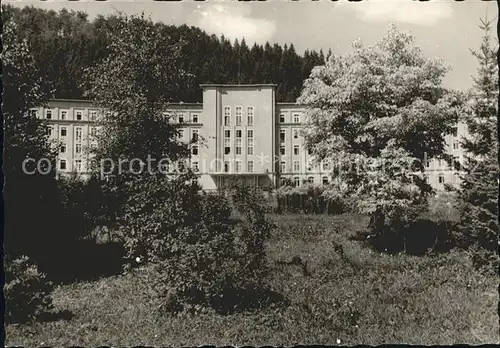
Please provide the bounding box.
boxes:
[48,99,202,107]
[200,84,278,87]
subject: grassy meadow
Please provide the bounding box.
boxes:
[6,214,498,346]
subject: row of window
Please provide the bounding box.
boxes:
[35,109,98,121]
[223,106,255,126]
[47,126,99,139]
[279,161,330,172]
[423,173,459,184]
[280,129,304,143]
[426,156,460,168]
[224,129,254,155]
[279,145,313,156]
[221,160,254,173]
[59,159,83,171]
[279,113,302,124]
[280,176,329,187]
[168,113,199,124]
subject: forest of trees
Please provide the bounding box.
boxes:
[3,5,327,102]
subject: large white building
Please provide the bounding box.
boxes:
[32,84,469,191]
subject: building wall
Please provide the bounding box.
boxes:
[33,86,469,191]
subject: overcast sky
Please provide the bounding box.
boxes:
[7,0,498,91]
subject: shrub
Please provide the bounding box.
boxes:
[228,184,275,290]
[4,256,54,323]
[276,184,345,214]
[117,174,275,314]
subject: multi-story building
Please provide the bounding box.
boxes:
[32,84,469,191]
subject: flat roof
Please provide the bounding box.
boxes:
[50,98,93,103]
[47,99,202,107]
[200,84,278,88]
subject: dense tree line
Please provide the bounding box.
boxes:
[3,4,325,102]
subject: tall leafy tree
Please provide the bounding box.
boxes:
[457,17,499,266]
[82,13,192,229]
[298,25,467,246]
[85,13,189,171]
[2,12,69,268]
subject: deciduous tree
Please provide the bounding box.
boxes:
[298,25,467,246]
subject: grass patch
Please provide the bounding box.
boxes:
[6,214,498,345]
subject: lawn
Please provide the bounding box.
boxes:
[6,214,498,346]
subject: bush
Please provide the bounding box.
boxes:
[276,184,345,214]
[228,184,275,290]
[117,174,275,314]
[4,256,54,323]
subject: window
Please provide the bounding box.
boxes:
[236,107,242,126]
[60,144,66,153]
[60,160,67,170]
[279,113,285,123]
[426,159,431,168]
[75,127,82,142]
[280,146,286,155]
[307,161,313,171]
[224,161,230,173]
[322,162,330,171]
[247,161,254,173]
[224,106,231,126]
[280,177,287,186]
[236,138,242,155]
[438,174,445,184]
[293,161,300,172]
[293,129,298,139]
[192,114,199,123]
[293,113,300,123]
[280,130,286,143]
[293,145,300,155]
[247,130,254,155]
[75,160,82,172]
[247,107,254,126]
[192,145,199,155]
[46,110,52,119]
[178,129,184,139]
[453,141,459,150]
[30,109,38,118]
[235,161,242,173]
[178,114,184,123]
[193,161,199,172]
[322,176,329,185]
[224,130,231,155]
[247,139,254,155]
[90,110,97,121]
[46,126,53,136]
[280,161,286,173]
[451,127,458,137]
[76,110,83,121]
[308,176,314,184]
[236,129,242,138]
[60,110,67,120]
[61,127,67,137]
[294,177,300,187]
[192,130,199,142]
[75,144,82,154]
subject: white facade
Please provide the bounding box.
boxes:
[33,85,469,191]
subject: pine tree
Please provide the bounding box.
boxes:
[457,17,499,268]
